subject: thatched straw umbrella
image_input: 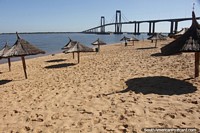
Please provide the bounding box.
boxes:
[120,36,130,47]
[0,43,11,71]
[91,38,106,52]
[127,36,139,46]
[62,37,77,59]
[63,42,93,63]
[3,32,45,79]
[148,33,167,47]
[161,11,200,77]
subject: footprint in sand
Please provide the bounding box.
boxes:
[125,109,135,117]
[154,107,165,111]
[182,98,198,105]
[163,113,176,119]
[51,113,60,120]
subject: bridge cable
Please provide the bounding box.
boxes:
[110,14,116,23]
[121,12,129,22]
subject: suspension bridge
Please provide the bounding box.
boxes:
[82,10,200,35]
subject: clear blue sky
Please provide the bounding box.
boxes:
[0,0,200,33]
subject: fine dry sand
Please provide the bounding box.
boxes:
[0,39,199,133]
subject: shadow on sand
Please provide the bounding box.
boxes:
[151,52,182,57]
[106,76,197,96]
[45,59,66,63]
[137,47,156,50]
[151,52,165,57]
[45,63,76,69]
[0,80,12,85]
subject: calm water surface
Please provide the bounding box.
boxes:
[0,33,149,63]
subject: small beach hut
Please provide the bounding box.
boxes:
[91,38,106,52]
[63,42,93,63]
[148,33,167,47]
[127,36,139,46]
[161,11,200,77]
[0,43,11,71]
[62,37,77,59]
[120,36,130,47]
[3,32,45,79]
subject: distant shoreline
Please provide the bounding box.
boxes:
[0,32,170,35]
[0,32,83,35]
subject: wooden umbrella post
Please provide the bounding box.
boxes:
[195,52,200,77]
[21,56,28,79]
[98,44,100,52]
[125,40,127,47]
[155,39,157,48]
[77,52,80,63]
[8,58,11,71]
[73,52,75,59]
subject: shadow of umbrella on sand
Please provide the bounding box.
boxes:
[3,32,45,79]
[161,11,200,78]
[63,41,94,63]
[105,76,197,96]
[123,76,197,95]
[0,42,11,71]
[91,38,106,52]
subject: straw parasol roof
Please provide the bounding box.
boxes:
[128,36,139,41]
[3,33,45,57]
[0,42,10,57]
[120,36,130,46]
[91,38,106,52]
[63,42,93,63]
[3,32,45,79]
[161,11,200,77]
[91,38,106,46]
[62,37,78,59]
[61,37,77,50]
[120,36,130,41]
[148,33,167,40]
[161,12,200,55]
[64,42,93,53]
[127,36,139,45]
[148,33,167,47]
[0,43,11,71]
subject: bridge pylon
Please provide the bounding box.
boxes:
[115,10,122,34]
[100,16,105,33]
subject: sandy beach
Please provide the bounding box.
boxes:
[0,39,199,132]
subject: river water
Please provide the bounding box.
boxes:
[0,32,149,63]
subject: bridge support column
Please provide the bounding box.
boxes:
[170,21,180,35]
[149,22,152,34]
[134,22,137,34]
[115,10,122,34]
[100,16,105,33]
[174,21,178,33]
[134,22,140,34]
[137,23,140,34]
[148,22,156,35]
[170,21,174,34]
[152,22,155,34]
